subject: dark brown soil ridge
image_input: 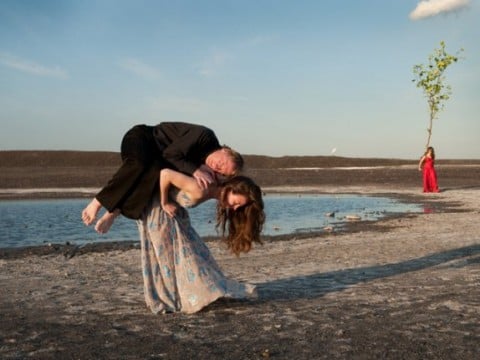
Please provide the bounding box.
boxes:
[2,150,480,167]
[1,150,479,191]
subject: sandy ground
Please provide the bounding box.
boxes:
[1,184,479,359]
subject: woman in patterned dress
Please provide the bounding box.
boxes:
[137,168,265,314]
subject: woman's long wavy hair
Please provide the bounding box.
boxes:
[425,146,435,160]
[216,176,265,255]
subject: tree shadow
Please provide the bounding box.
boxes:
[255,243,480,302]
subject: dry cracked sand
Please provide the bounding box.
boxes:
[1,184,479,359]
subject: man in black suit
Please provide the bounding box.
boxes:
[82,122,243,233]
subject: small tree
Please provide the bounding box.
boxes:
[412,41,463,149]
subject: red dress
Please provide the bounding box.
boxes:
[422,157,439,192]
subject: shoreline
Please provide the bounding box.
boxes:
[0,183,445,200]
[0,185,447,260]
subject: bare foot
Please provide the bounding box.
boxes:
[94,209,120,234]
[82,198,102,226]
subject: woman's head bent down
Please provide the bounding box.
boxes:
[216,176,265,256]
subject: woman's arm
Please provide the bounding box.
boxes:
[160,168,209,217]
[418,156,425,171]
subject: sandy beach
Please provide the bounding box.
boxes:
[1,182,479,359]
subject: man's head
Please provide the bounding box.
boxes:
[205,146,243,177]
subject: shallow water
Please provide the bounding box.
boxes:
[0,194,421,248]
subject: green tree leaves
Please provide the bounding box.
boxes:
[412,41,463,149]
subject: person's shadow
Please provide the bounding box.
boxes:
[254,243,480,302]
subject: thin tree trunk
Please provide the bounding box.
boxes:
[425,99,435,149]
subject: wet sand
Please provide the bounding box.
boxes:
[1,182,479,359]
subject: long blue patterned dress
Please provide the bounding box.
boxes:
[136,190,256,314]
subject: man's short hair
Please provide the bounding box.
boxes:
[222,146,244,175]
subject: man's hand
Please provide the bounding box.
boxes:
[193,165,216,189]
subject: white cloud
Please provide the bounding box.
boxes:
[243,35,272,47]
[0,52,68,79]
[198,49,231,77]
[410,0,471,20]
[148,96,209,114]
[119,58,161,79]
[227,95,249,102]
[196,35,270,77]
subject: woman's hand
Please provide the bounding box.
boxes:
[162,202,178,217]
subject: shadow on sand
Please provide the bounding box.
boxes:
[255,243,480,302]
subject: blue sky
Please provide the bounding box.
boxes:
[1,0,478,159]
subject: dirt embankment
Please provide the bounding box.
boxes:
[1,150,479,191]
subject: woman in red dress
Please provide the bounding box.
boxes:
[418,146,439,193]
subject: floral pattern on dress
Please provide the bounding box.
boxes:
[137,193,256,314]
